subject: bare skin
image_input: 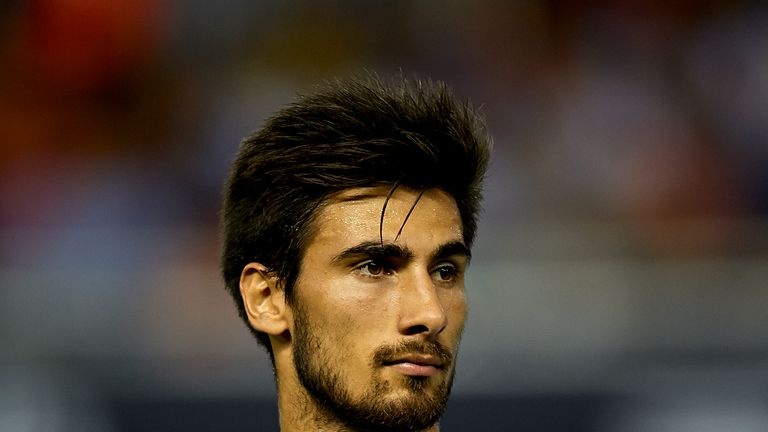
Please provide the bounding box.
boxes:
[240,187,468,431]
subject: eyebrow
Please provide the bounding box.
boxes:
[430,241,472,263]
[331,240,471,265]
[331,241,414,264]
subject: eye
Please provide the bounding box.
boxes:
[432,263,459,283]
[355,260,392,278]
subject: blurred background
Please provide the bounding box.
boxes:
[1,0,767,430]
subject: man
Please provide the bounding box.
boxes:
[221,74,491,431]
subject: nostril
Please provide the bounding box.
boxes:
[404,324,429,335]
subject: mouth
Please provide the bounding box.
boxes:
[382,354,446,377]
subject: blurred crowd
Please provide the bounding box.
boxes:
[1,1,767,431]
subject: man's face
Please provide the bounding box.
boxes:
[289,186,469,431]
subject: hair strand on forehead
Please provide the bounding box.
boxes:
[394,188,428,243]
[380,180,401,245]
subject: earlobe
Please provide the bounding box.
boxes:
[240,263,289,336]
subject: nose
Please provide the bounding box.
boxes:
[397,268,448,337]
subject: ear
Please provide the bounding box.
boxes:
[240,263,289,336]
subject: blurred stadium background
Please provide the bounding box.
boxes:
[1,1,767,431]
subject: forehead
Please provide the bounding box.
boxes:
[311,186,463,246]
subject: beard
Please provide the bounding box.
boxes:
[292,301,458,432]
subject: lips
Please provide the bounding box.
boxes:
[383,354,446,377]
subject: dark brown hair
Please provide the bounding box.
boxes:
[221,74,491,354]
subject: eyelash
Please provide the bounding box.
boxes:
[353,260,461,283]
[432,263,459,283]
[354,260,393,278]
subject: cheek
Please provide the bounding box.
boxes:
[321,273,399,315]
[311,277,389,338]
[443,290,468,329]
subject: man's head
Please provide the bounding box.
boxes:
[221,75,490,430]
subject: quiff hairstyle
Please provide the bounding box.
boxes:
[221,74,491,354]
